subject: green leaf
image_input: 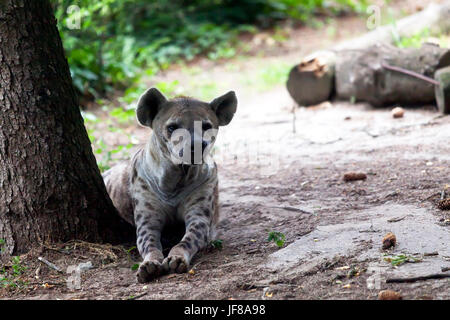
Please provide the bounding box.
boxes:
[267,231,286,248]
[210,239,223,250]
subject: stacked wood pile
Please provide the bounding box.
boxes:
[286,1,450,113]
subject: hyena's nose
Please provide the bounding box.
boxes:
[189,140,208,153]
[201,141,208,152]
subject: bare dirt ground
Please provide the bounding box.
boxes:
[1,0,449,300]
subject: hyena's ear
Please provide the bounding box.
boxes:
[210,91,237,126]
[136,87,167,128]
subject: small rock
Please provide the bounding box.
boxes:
[391,107,404,118]
[378,290,402,300]
[343,172,367,182]
[382,232,396,250]
[78,261,94,272]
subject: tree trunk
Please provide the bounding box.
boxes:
[0,0,133,255]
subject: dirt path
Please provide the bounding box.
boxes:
[11,99,448,300]
[2,0,449,300]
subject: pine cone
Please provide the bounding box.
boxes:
[382,232,396,249]
[343,172,367,182]
[437,199,450,210]
[378,290,402,300]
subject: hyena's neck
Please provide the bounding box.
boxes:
[137,134,213,204]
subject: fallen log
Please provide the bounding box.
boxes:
[287,44,450,107]
[335,43,450,107]
[286,1,450,107]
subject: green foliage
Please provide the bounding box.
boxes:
[82,111,135,172]
[210,239,224,250]
[267,231,286,247]
[393,27,450,49]
[393,28,431,48]
[384,254,422,266]
[0,256,27,289]
[51,0,368,100]
[109,107,136,124]
[126,246,137,254]
[131,263,139,271]
[243,61,291,91]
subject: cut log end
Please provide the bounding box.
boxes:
[287,51,336,107]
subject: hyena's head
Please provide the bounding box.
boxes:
[136,87,237,165]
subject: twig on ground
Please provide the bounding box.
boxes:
[307,138,343,145]
[361,128,380,138]
[42,244,71,255]
[423,252,439,257]
[421,192,440,202]
[267,206,313,214]
[245,248,261,254]
[38,256,63,273]
[127,292,148,300]
[386,273,450,283]
[387,216,406,223]
[28,281,66,286]
[191,260,206,270]
[292,104,296,134]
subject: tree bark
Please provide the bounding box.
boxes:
[0,0,133,255]
[335,43,450,107]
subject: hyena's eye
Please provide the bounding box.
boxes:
[166,124,179,134]
[202,122,212,131]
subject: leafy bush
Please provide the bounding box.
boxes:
[1,256,27,289]
[52,0,367,100]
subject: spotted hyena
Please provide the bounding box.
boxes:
[103,87,237,283]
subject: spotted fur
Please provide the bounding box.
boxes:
[103,88,237,282]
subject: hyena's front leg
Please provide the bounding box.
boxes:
[134,203,166,283]
[162,209,212,274]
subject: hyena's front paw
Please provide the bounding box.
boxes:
[136,260,163,283]
[162,255,189,274]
